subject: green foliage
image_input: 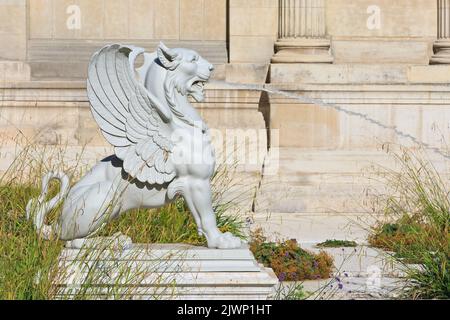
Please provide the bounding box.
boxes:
[369,149,450,299]
[316,239,358,248]
[99,198,246,246]
[249,229,334,282]
[274,283,308,300]
[0,184,64,299]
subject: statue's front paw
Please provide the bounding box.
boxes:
[207,232,243,249]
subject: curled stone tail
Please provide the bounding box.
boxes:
[26,172,70,239]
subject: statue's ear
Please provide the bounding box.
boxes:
[157,42,180,70]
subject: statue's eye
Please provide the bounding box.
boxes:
[191,56,199,62]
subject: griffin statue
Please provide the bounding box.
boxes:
[26,43,243,249]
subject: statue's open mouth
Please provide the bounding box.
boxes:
[189,75,209,102]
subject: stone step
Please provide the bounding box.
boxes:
[256,198,377,214]
[254,148,448,213]
[63,243,257,261]
[58,289,274,300]
[58,270,277,287]
[259,179,381,192]
[265,149,448,172]
[277,244,408,299]
[271,64,409,85]
[60,259,262,273]
[280,277,405,300]
[252,212,380,244]
[255,181,380,213]
[56,243,278,300]
[268,154,395,174]
[265,172,381,184]
[302,245,405,278]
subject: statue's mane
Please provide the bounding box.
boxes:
[135,50,197,128]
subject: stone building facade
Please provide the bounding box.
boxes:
[1,0,450,242]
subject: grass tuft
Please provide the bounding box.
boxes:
[316,239,358,248]
[369,148,449,299]
[249,229,334,282]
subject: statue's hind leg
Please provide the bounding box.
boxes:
[183,178,242,249]
[59,181,123,241]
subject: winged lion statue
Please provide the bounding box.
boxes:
[26,43,243,249]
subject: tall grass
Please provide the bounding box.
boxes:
[369,148,449,299]
[0,140,82,299]
[0,138,247,300]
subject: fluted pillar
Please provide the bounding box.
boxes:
[272,0,333,63]
[431,0,450,64]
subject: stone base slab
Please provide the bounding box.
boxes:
[278,244,409,300]
[430,39,450,64]
[0,61,30,82]
[252,211,376,244]
[272,39,334,64]
[27,39,228,80]
[55,243,278,300]
[271,63,450,84]
[331,39,431,65]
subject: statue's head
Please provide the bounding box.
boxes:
[157,42,214,102]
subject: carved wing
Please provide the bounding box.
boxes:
[87,44,176,184]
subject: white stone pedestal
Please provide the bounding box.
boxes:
[56,243,278,300]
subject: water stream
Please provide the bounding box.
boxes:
[215,80,450,160]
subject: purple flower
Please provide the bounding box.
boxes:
[344,273,349,277]
[335,276,341,282]
[278,272,286,281]
[338,283,344,290]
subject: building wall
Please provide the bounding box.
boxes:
[28,0,226,41]
[24,0,228,79]
[327,0,437,64]
[229,0,278,63]
[0,0,27,61]
[0,0,444,79]
[1,0,450,229]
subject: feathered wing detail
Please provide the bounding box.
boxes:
[87,44,176,184]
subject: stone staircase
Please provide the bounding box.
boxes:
[253,148,397,243]
[56,243,278,300]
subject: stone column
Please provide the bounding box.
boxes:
[272,0,333,63]
[0,0,29,81]
[431,0,450,64]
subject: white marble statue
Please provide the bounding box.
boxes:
[26,43,243,249]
